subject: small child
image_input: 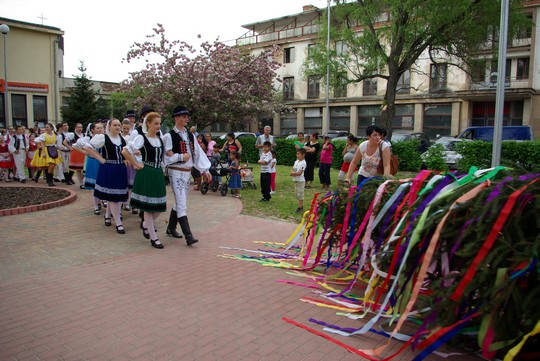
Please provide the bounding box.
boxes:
[0,136,14,182]
[269,149,277,194]
[228,151,242,198]
[26,133,38,180]
[290,148,307,213]
[258,141,273,202]
[211,144,222,184]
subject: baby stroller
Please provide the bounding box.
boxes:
[201,161,230,196]
[240,162,257,190]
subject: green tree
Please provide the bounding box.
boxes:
[306,0,529,139]
[61,62,98,126]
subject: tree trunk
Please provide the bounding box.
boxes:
[381,71,399,140]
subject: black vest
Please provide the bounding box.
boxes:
[14,135,27,150]
[102,134,126,162]
[169,130,195,157]
[141,135,164,168]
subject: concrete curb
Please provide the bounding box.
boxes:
[0,185,78,217]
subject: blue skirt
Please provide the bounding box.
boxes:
[84,156,100,190]
[94,162,129,202]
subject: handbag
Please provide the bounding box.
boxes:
[47,146,59,159]
[377,141,398,176]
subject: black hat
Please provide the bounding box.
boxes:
[172,106,190,117]
[139,106,155,118]
[126,110,136,118]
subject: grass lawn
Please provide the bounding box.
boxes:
[235,164,418,223]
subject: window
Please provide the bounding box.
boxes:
[394,104,414,130]
[283,77,294,100]
[336,41,348,56]
[358,105,382,135]
[397,69,411,94]
[516,58,529,80]
[329,107,350,132]
[423,104,451,139]
[308,44,316,57]
[334,73,348,98]
[307,75,320,99]
[11,94,27,127]
[490,60,511,84]
[470,60,487,83]
[33,95,48,125]
[430,63,447,92]
[304,108,322,134]
[284,47,295,63]
[516,13,533,39]
[363,77,377,96]
[280,111,297,136]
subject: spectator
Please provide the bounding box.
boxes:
[257,141,273,202]
[220,132,242,164]
[290,148,307,214]
[255,125,276,155]
[269,149,277,194]
[303,132,320,189]
[293,132,305,150]
[204,132,216,159]
[345,125,394,185]
[319,135,333,190]
[338,135,358,187]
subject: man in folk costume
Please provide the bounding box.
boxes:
[125,110,137,133]
[8,125,28,183]
[163,106,211,245]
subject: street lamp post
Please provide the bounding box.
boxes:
[0,24,10,128]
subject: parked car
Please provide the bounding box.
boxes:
[422,136,471,169]
[324,130,350,139]
[219,132,257,140]
[457,126,532,141]
[391,131,432,153]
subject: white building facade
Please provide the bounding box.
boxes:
[236,3,540,139]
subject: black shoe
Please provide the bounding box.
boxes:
[140,221,150,239]
[166,228,183,238]
[151,239,164,249]
[20,179,26,183]
[104,215,112,226]
[294,207,304,214]
[116,225,126,234]
[132,208,139,215]
[80,185,85,190]
[94,208,100,215]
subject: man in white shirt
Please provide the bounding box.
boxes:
[162,106,211,245]
[255,125,277,156]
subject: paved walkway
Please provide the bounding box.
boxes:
[0,182,481,360]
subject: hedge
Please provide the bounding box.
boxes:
[456,140,540,171]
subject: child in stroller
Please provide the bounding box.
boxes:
[201,146,230,196]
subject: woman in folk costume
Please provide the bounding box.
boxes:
[67,122,86,189]
[30,123,63,187]
[121,118,137,213]
[122,112,167,249]
[85,119,129,234]
[75,122,104,215]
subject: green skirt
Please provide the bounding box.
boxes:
[130,166,166,213]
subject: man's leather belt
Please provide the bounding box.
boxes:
[168,166,191,172]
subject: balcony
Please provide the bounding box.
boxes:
[237,24,320,46]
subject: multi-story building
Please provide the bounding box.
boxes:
[0,17,117,130]
[236,3,540,139]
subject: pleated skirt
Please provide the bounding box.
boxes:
[130,166,166,213]
[94,162,128,202]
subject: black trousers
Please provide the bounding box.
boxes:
[260,172,271,200]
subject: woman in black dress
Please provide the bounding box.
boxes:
[303,132,320,189]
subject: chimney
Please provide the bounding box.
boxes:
[303,5,318,12]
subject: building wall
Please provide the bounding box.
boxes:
[0,18,64,129]
[238,4,540,140]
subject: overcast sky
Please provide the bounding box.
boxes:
[1,0,329,83]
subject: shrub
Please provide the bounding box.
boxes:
[391,140,423,172]
[422,143,448,171]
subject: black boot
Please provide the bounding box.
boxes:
[68,171,76,185]
[178,216,198,245]
[166,209,183,238]
[63,172,72,185]
[34,170,42,183]
[46,172,55,187]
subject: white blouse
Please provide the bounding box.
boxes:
[89,134,123,149]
